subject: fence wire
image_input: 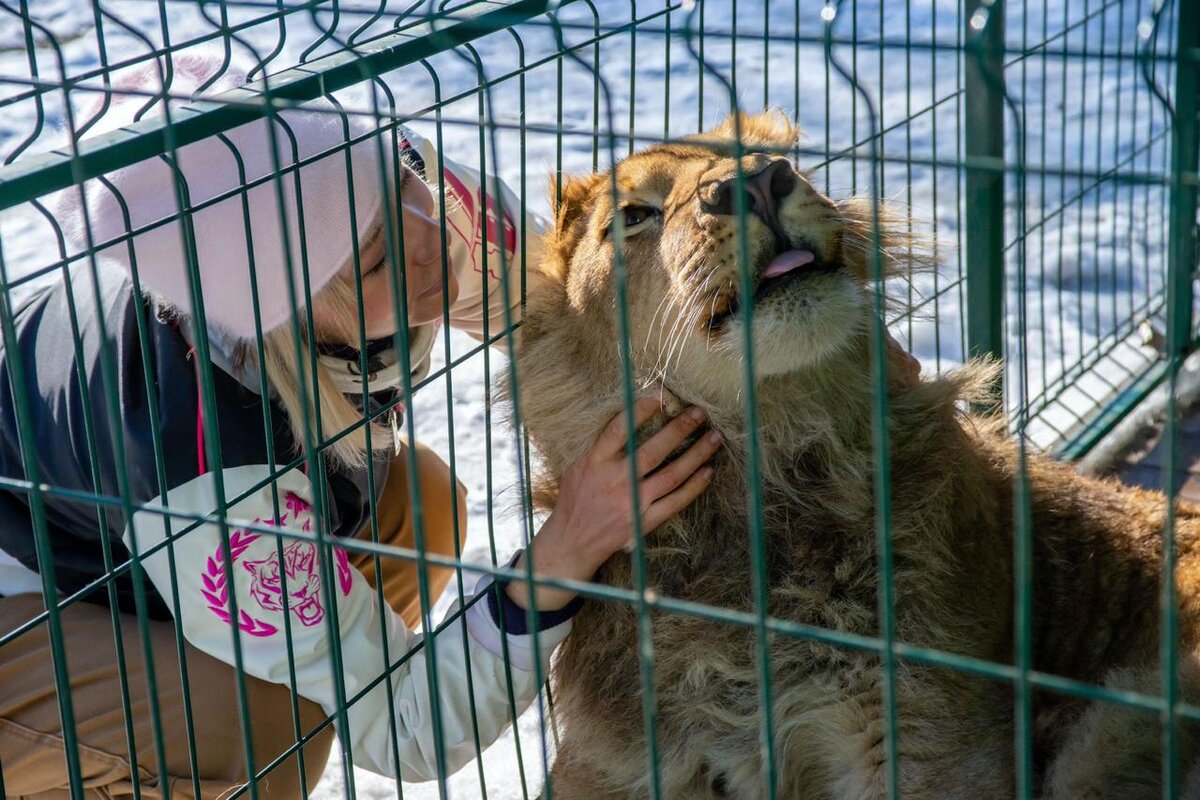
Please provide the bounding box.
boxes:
[0,0,1197,798]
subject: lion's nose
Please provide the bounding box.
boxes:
[700,159,798,221]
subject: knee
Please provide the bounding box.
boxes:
[181,653,335,799]
[255,704,335,800]
[414,443,467,505]
[412,442,467,549]
[222,695,335,800]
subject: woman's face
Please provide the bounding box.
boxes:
[312,164,461,344]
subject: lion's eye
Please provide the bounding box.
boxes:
[614,205,661,235]
[624,206,654,227]
[604,204,661,239]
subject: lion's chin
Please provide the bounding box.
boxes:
[717,274,865,378]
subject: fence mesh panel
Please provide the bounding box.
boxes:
[0,0,1197,798]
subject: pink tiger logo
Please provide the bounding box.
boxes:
[243,541,326,627]
[201,491,354,636]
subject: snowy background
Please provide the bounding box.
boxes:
[0,0,1182,796]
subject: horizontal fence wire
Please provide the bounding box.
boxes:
[0,0,1197,798]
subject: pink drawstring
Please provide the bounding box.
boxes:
[190,348,206,475]
[188,344,309,478]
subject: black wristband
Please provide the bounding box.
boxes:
[486,550,585,635]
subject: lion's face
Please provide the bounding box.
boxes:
[542,112,892,399]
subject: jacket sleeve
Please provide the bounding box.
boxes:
[123,463,570,780]
[402,131,553,343]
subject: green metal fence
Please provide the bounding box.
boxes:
[0,0,1197,797]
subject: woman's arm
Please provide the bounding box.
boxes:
[400,131,546,341]
[122,464,564,781]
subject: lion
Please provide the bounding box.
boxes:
[509,110,1200,798]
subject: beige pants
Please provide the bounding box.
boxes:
[0,444,467,800]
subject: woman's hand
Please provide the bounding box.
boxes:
[505,396,722,612]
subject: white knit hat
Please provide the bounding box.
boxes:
[61,54,389,338]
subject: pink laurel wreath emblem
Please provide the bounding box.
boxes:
[201,491,353,637]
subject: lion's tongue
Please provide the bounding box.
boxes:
[763,249,815,279]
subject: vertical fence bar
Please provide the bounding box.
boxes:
[964,0,1005,367]
[1166,2,1198,331]
[1161,1,1199,794]
[0,243,86,800]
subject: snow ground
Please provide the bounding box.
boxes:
[0,0,1181,796]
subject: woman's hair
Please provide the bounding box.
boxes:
[245,222,395,472]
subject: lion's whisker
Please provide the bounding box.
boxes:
[660,283,706,373]
[670,307,705,373]
[653,303,688,381]
[647,288,681,356]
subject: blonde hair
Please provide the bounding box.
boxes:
[254,230,395,472]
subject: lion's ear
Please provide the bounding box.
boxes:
[540,172,606,284]
[551,172,606,234]
[707,108,801,150]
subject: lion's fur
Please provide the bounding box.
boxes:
[510,110,1200,798]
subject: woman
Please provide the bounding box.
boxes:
[0,57,719,798]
